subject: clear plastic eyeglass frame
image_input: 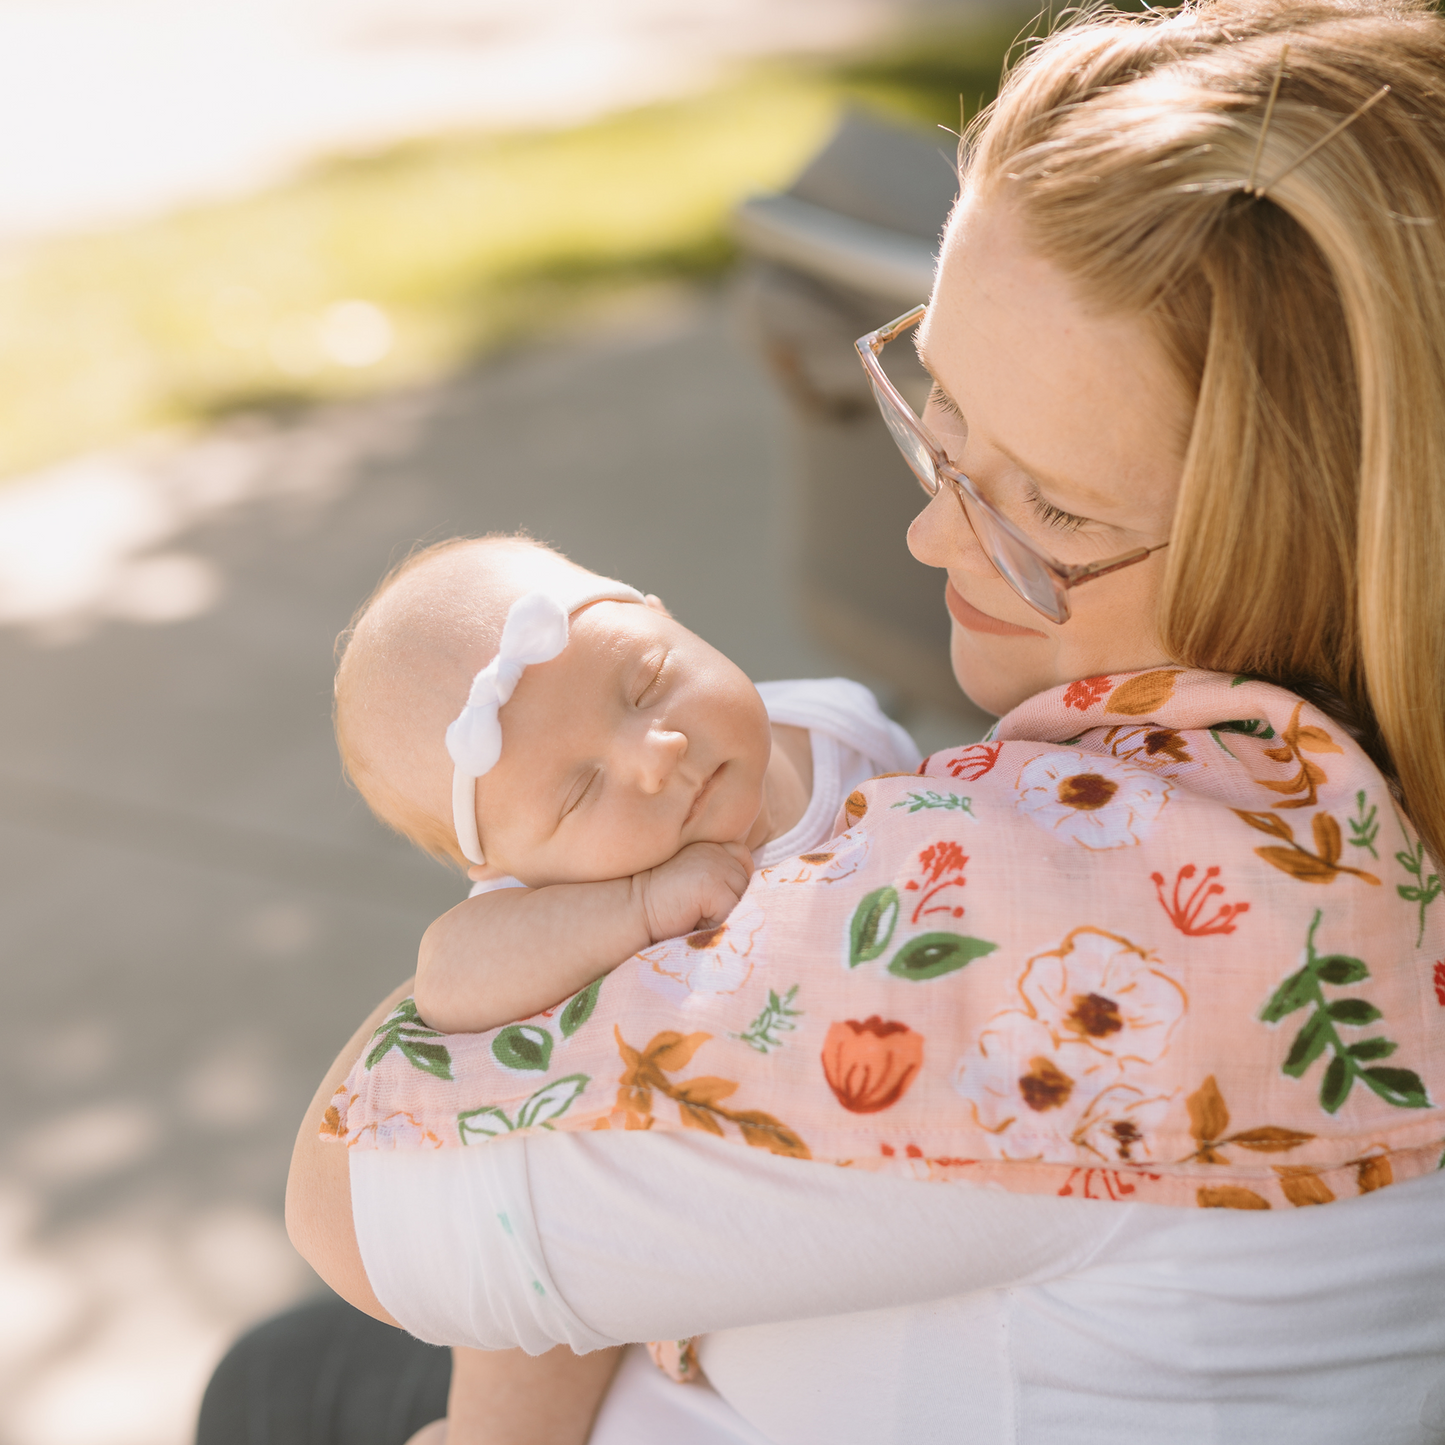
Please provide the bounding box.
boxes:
[854,304,1169,626]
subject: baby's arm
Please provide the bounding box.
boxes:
[415,840,752,1032]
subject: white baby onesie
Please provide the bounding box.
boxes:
[469,677,920,897]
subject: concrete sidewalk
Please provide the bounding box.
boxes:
[0,285,984,1445]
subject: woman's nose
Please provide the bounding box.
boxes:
[907,487,995,577]
[637,725,687,793]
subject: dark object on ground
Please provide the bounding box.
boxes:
[735,109,962,712]
[196,1291,449,1445]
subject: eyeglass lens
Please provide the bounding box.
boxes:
[866,373,1069,624]
[866,376,937,492]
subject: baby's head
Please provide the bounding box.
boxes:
[335,536,771,886]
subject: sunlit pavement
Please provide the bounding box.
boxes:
[0,0,919,242]
[0,285,977,1445]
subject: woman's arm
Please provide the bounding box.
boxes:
[285,977,414,1325]
[348,1130,1131,1352]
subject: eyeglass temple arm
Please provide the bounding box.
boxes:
[1065,541,1170,587]
[861,304,928,354]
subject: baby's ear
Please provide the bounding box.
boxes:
[644,593,673,618]
[467,862,502,883]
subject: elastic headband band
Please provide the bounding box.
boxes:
[446,578,645,865]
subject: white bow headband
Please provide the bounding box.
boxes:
[446,577,646,865]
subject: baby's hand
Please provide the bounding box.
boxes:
[636,841,753,945]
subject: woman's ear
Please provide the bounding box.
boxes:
[644,592,673,618]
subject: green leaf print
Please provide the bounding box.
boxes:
[734,985,803,1053]
[1394,831,1441,948]
[559,978,602,1038]
[492,1024,554,1072]
[1345,1038,1397,1061]
[1314,955,1369,986]
[890,790,976,816]
[364,998,454,1081]
[458,1074,590,1142]
[1349,791,1380,859]
[1360,1066,1429,1109]
[1212,717,1278,739]
[1260,911,1430,1114]
[849,887,899,966]
[887,932,997,981]
[516,1074,590,1128]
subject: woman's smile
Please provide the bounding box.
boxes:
[944,580,1047,639]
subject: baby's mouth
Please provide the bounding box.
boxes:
[683,763,724,826]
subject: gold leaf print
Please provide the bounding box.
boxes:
[1275,1165,1336,1207]
[1105,670,1182,716]
[1183,1075,1314,1166]
[1354,1154,1393,1193]
[1198,1185,1271,1209]
[1187,1075,1230,1146]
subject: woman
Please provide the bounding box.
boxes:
[274,0,1445,1440]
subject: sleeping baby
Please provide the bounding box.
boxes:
[335,532,919,1036]
[332,532,919,1442]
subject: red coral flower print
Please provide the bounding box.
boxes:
[1151,864,1251,936]
[1434,960,1445,1006]
[945,742,1003,781]
[904,841,968,924]
[1063,675,1112,711]
[821,1017,924,1113]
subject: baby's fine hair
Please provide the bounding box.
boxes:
[334,532,584,867]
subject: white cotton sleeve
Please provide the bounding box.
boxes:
[350,1141,619,1354]
[350,1130,1129,1351]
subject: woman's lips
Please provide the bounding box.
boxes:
[945,581,1047,638]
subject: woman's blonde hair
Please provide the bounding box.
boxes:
[967,0,1445,863]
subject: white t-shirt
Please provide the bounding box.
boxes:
[469,677,921,896]
[353,1132,1445,1445]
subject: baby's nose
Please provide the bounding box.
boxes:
[638,726,687,792]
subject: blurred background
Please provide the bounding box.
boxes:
[0,2,1032,1440]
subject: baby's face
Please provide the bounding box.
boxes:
[470,600,771,886]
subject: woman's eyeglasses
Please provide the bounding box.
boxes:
[854,304,1168,626]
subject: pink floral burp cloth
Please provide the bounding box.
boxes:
[327,670,1445,1376]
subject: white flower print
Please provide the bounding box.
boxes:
[349,1110,444,1150]
[1015,750,1170,849]
[636,895,767,1002]
[758,833,870,887]
[952,927,1186,1163]
[952,1012,1175,1163]
[1018,927,1187,1069]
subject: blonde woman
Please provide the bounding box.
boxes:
[258,2,1445,1441]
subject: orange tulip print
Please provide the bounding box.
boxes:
[821,1017,924,1113]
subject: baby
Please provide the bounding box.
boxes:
[333,533,919,1442]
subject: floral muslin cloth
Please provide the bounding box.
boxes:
[327,670,1445,1371]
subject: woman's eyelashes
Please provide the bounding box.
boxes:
[927,382,965,421]
[1025,482,1090,534]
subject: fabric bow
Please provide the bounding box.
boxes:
[446,580,645,865]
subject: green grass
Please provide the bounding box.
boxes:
[0,20,1028,479]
